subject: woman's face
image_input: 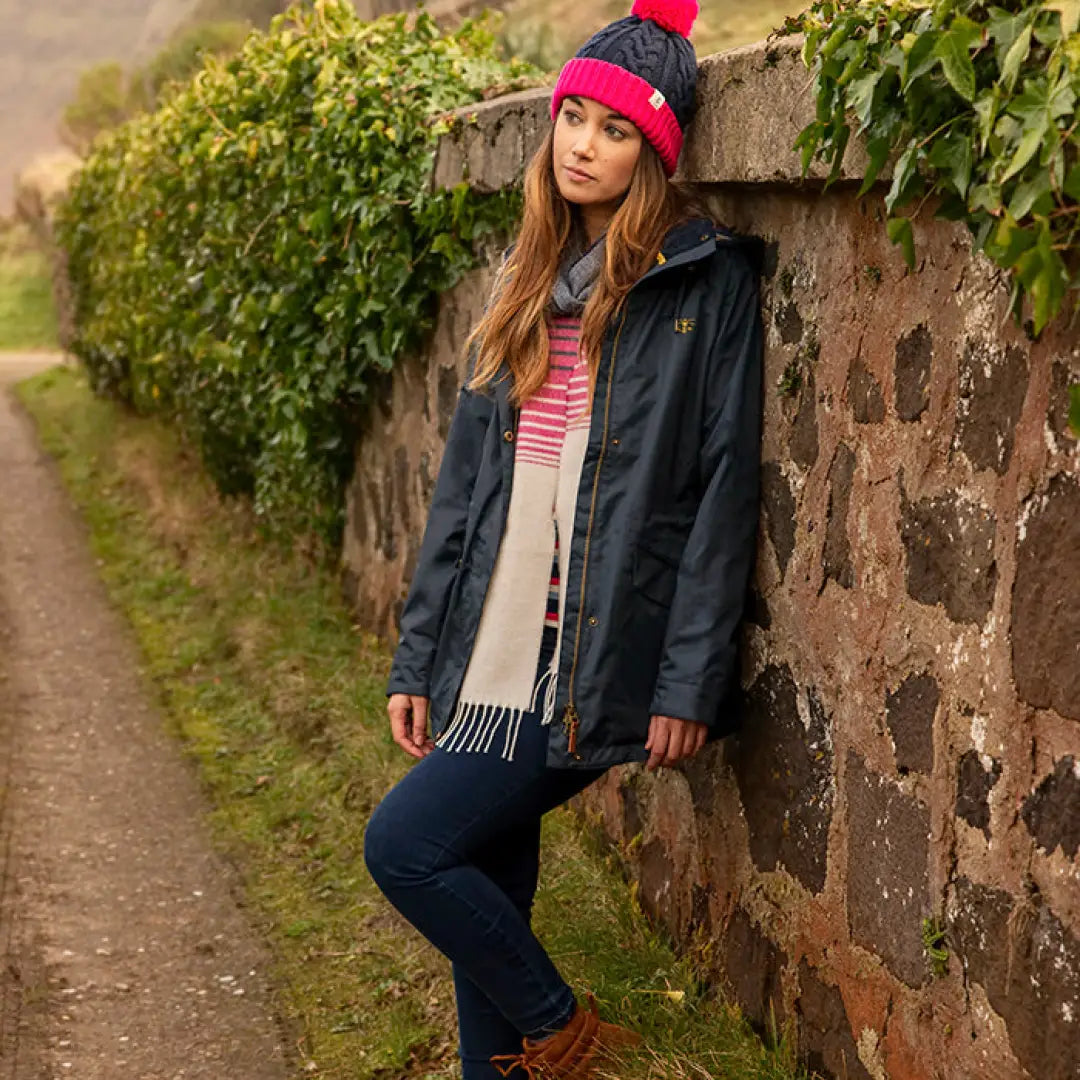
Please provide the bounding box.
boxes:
[552,95,644,213]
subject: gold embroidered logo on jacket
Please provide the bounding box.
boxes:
[674,318,696,334]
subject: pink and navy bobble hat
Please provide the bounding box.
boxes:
[550,0,699,177]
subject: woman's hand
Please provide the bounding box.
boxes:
[388,694,436,759]
[645,714,707,771]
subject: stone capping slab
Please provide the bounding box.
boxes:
[431,87,552,194]
[430,35,881,192]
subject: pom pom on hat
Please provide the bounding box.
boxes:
[630,0,698,37]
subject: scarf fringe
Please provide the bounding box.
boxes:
[529,662,559,724]
[439,662,560,763]
[437,698,527,762]
[530,662,559,727]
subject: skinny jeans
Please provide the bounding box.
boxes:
[364,638,608,1079]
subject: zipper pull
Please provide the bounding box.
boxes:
[562,704,582,758]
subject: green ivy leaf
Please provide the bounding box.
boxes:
[988,9,1029,67]
[1069,383,1080,438]
[1048,71,1078,120]
[973,86,1001,154]
[902,30,941,90]
[825,122,851,188]
[1016,222,1069,335]
[1002,115,1050,181]
[1006,170,1053,218]
[1064,164,1080,200]
[927,131,973,197]
[885,142,919,213]
[849,70,882,130]
[933,27,978,102]
[794,121,825,176]
[802,26,825,67]
[857,135,893,197]
[1000,25,1033,93]
[985,213,1037,268]
[886,215,916,268]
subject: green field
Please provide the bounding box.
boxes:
[0,223,58,351]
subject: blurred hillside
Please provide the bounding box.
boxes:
[497,0,808,70]
[0,0,806,216]
[0,0,286,216]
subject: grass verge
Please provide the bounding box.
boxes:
[0,221,59,351]
[16,365,807,1080]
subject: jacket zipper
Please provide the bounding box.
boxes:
[561,300,630,757]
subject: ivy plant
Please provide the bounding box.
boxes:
[778,0,1079,339]
[921,915,950,977]
[59,0,542,544]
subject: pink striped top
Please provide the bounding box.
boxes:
[517,313,589,628]
[516,315,589,467]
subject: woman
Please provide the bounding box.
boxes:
[364,1,763,1075]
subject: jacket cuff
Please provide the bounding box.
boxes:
[386,684,429,700]
[649,679,723,727]
[386,664,431,699]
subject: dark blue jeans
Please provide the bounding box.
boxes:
[364,644,607,1079]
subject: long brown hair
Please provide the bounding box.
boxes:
[462,122,713,406]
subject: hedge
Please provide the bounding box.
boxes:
[59,0,541,544]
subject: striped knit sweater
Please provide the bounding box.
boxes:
[523,315,589,632]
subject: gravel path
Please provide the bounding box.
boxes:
[0,354,292,1079]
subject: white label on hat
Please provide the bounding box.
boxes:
[648,88,666,110]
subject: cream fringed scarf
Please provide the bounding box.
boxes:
[436,232,606,761]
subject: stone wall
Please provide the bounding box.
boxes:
[341,38,1080,1080]
[353,0,506,21]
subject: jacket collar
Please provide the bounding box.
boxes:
[635,217,718,286]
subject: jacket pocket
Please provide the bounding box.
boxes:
[632,543,680,609]
[632,502,696,609]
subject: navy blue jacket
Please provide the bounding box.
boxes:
[387,216,764,768]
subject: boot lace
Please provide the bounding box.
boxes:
[490,1050,540,1078]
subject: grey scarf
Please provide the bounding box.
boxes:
[548,230,606,316]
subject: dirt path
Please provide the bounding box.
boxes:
[0,354,292,1078]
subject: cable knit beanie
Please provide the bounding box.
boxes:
[550,0,699,177]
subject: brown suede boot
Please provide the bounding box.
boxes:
[491,994,642,1078]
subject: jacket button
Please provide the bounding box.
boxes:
[611,437,620,446]
[503,429,515,443]
[588,615,598,627]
